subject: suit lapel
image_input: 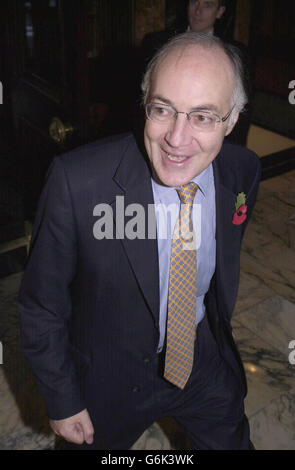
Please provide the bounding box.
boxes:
[111,137,160,326]
[213,158,242,319]
[110,137,242,326]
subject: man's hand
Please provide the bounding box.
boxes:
[49,409,94,445]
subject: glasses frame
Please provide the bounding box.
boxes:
[145,102,235,131]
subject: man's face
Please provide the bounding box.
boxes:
[144,45,238,187]
[188,0,225,33]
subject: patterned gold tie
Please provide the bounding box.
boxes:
[164,182,198,389]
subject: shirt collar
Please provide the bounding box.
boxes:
[191,163,211,196]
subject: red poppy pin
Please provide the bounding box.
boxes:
[232,192,247,225]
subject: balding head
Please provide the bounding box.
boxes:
[142,32,247,127]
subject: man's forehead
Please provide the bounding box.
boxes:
[150,45,235,109]
[155,44,233,79]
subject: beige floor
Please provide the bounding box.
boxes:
[247,125,295,157]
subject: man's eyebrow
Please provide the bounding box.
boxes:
[190,104,220,113]
[150,96,220,113]
[150,95,173,106]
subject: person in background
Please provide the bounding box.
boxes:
[187,0,226,35]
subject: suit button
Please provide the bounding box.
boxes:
[143,357,150,364]
[132,385,140,392]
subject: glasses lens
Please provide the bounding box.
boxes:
[147,104,174,122]
[189,112,216,131]
[146,104,219,132]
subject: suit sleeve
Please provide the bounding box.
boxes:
[18,157,86,420]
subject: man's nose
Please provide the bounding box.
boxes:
[164,114,193,148]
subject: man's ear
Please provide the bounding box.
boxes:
[216,6,226,20]
[225,112,239,136]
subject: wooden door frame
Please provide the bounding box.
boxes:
[2,0,90,144]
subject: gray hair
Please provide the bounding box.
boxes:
[141,32,248,127]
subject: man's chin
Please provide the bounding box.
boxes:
[153,171,194,188]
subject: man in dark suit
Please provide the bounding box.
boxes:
[18,32,261,450]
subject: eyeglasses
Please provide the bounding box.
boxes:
[145,102,234,132]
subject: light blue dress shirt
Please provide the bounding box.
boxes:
[151,163,216,353]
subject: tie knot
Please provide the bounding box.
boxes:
[177,182,198,206]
